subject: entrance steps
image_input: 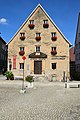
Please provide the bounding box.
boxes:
[33,75,49,82]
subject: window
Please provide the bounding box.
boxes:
[20,47,24,51]
[43,20,48,24]
[51,32,57,41]
[52,63,56,69]
[76,54,78,60]
[51,32,56,37]
[20,33,25,37]
[35,33,41,41]
[79,53,80,60]
[79,33,80,37]
[29,20,35,29]
[36,33,40,37]
[9,64,12,70]
[20,33,25,40]
[19,47,25,56]
[5,47,7,51]
[43,20,49,28]
[75,44,78,51]
[0,53,4,60]
[2,43,5,50]
[79,42,80,48]
[9,59,12,70]
[51,47,56,51]
[20,63,24,69]
[36,46,40,52]
[30,20,34,24]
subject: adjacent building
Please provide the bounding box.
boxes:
[75,13,80,75]
[0,36,7,74]
[7,4,71,81]
[70,47,75,79]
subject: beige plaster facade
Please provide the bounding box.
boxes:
[8,4,71,81]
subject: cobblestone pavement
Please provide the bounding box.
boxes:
[0,80,80,120]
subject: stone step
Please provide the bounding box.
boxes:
[33,76,49,82]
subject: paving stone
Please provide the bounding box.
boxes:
[0,80,80,120]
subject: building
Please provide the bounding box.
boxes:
[70,47,75,79]
[7,4,71,81]
[0,36,7,74]
[75,13,80,76]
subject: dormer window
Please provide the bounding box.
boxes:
[28,20,35,29]
[20,33,25,40]
[51,32,57,41]
[43,20,49,28]
[35,33,41,41]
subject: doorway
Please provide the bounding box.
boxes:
[34,61,42,74]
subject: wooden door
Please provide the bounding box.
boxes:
[34,61,42,74]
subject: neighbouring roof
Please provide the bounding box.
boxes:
[7,4,72,47]
[29,52,47,58]
[0,36,6,44]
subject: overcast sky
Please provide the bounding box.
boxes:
[0,0,80,45]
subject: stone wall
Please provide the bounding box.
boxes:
[8,6,70,81]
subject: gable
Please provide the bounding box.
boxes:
[7,4,72,47]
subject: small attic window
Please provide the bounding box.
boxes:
[43,20,49,28]
[51,32,57,41]
[20,33,25,40]
[30,20,34,24]
[20,33,25,36]
[28,20,35,29]
[51,32,56,37]
[44,20,48,24]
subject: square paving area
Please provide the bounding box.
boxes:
[0,80,80,120]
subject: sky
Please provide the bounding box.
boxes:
[0,0,80,45]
